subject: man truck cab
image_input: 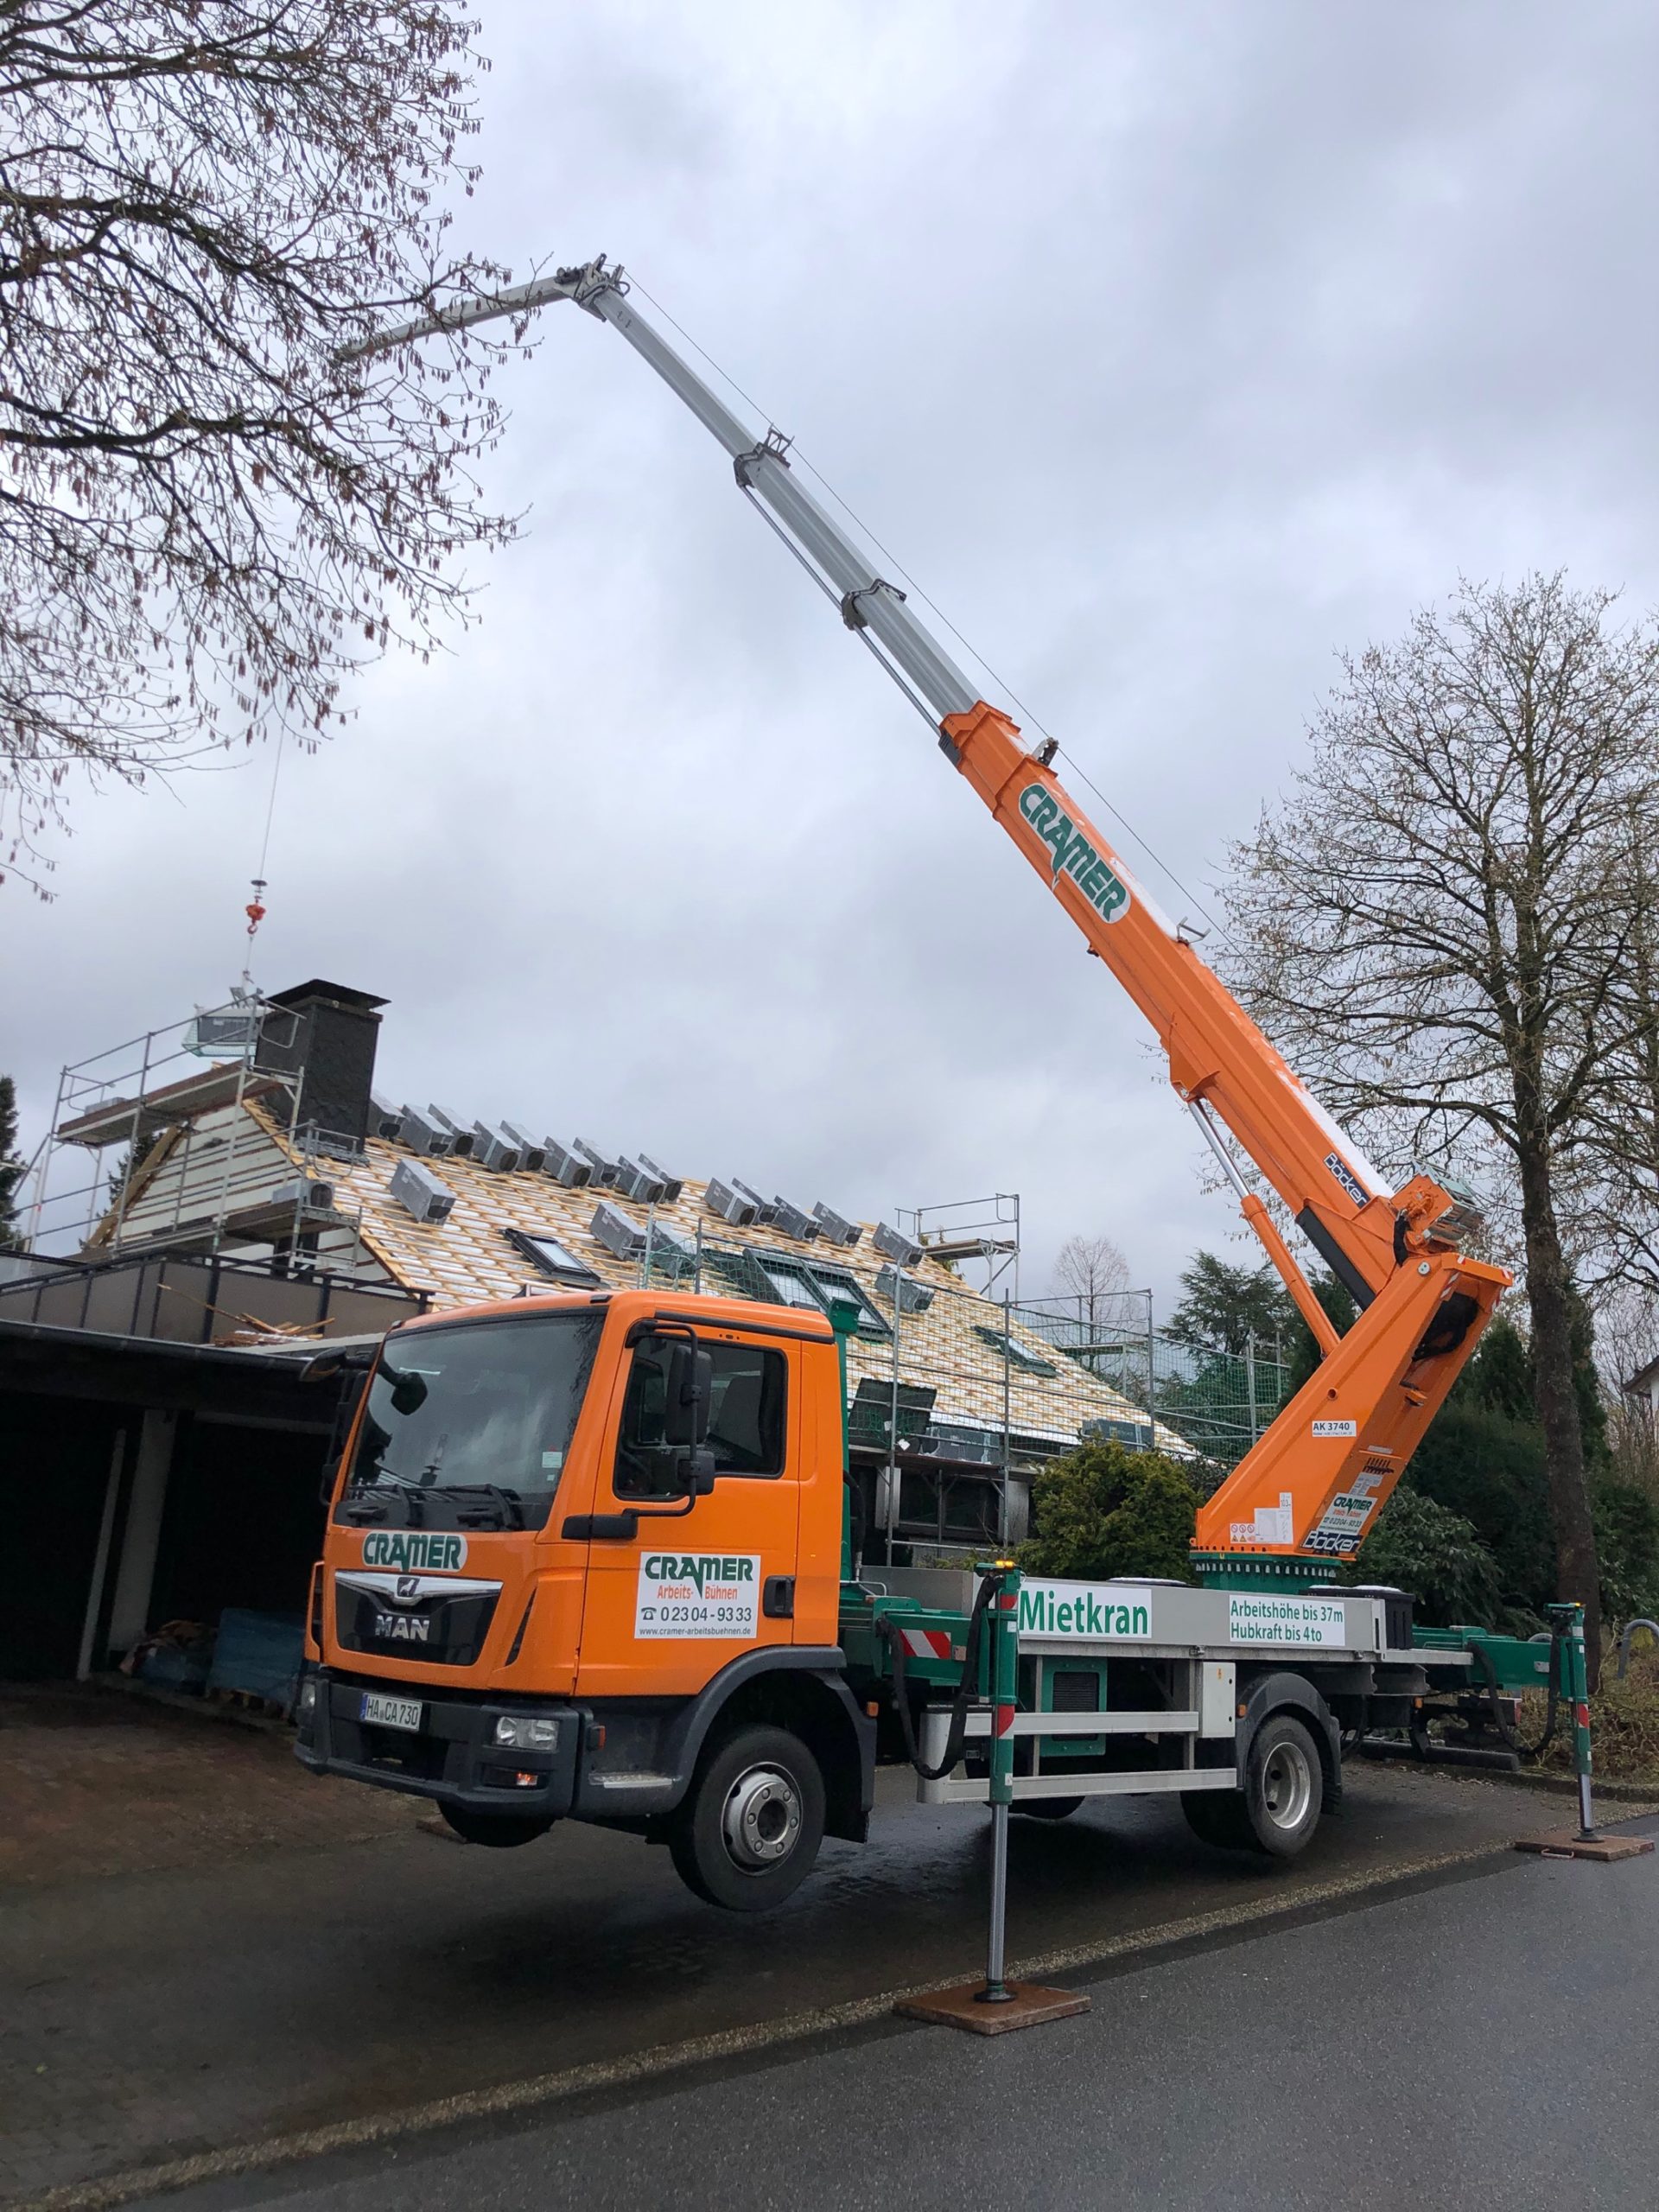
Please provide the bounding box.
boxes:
[296,1288,875,1910]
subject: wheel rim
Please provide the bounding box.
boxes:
[1262,1739,1313,1830]
[720,1763,802,1870]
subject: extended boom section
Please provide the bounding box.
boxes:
[371,256,1510,1580]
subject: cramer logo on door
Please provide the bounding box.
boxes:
[635,1553,760,1640]
[361,1531,467,1573]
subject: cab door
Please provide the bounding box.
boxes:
[574,1323,801,1700]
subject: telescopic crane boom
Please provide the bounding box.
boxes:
[358,258,1508,1579]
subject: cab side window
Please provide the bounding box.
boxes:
[706,1344,786,1475]
[614,1339,787,1498]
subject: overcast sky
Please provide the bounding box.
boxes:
[7,1,1659,1312]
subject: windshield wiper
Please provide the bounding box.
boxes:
[437,1484,525,1530]
[342,1467,428,1526]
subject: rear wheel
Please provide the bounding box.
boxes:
[439,1805,555,1848]
[1245,1714,1322,1858]
[668,1725,826,1911]
[1183,1714,1325,1860]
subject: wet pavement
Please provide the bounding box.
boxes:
[161,1815,1659,2212]
[3,1757,1634,2204]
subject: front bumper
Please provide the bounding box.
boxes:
[295,1670,581,1818]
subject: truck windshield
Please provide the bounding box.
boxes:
[339,1312,602,1532]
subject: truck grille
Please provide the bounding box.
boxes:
[333,1571,502,1668]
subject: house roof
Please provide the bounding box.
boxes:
[229,1104,1186,1461]
[265,980,387,1013]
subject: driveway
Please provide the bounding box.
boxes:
[3,1699,1638,2209]
[143,1817,1659,2212]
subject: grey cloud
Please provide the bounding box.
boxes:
[7,0,1658,1311]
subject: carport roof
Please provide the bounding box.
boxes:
[0,1314,342,1421]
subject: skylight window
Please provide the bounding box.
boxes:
[505,1228,604,1287]
[756,1254,891,1339]
[972,1324,1058,1376]
[805,1263,891,1339]
[758,1261,823,1311]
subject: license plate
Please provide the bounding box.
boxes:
[361,1691,423,1732]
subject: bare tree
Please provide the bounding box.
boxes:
[1052,1231,1132,1333]
[1572,804,1659,1300]
[0,2,523,891]
[1223,575,1659,1672]
[1592,1283,1659,1503]
[0,1074,24,1251]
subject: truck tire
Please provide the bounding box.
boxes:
[1014,1796,1084,1820]
[439,1806,555,1847]
[668,1724,826,1911]
[1184,1713,1323,1860]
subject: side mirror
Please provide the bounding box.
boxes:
[301,1348,373,1383]
[662,1342,712,1449]
[387,1367,428,1416]
[677,1448,718,1498]
[317,1453,342,1507]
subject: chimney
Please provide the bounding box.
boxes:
[257,980,387,1156]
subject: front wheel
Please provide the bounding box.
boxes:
[668,1725,826,1911]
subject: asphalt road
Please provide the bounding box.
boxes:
[3,1759,1637,2204]
[143,1817,1659,2212]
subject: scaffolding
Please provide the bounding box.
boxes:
[17,991,372,1278]
[15,1014,1295,1531]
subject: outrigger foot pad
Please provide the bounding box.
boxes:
[1513,1828,1654,1863]
[897,1982,1090,2035]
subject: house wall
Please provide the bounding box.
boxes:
[96,1101,382,1278]
[100,1101,292,1246]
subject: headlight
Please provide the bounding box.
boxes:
[493,1713,558,1749]
[297,1677,318,1719]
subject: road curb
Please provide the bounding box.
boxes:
[12,1823,1614,2212]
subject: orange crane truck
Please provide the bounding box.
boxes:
[296,262,1545,1910]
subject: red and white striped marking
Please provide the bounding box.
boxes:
[897,1626,954,1660]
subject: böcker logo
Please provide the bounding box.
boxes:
[1324,1150,1367,1207]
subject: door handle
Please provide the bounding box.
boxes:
[561,1511,639,1541]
